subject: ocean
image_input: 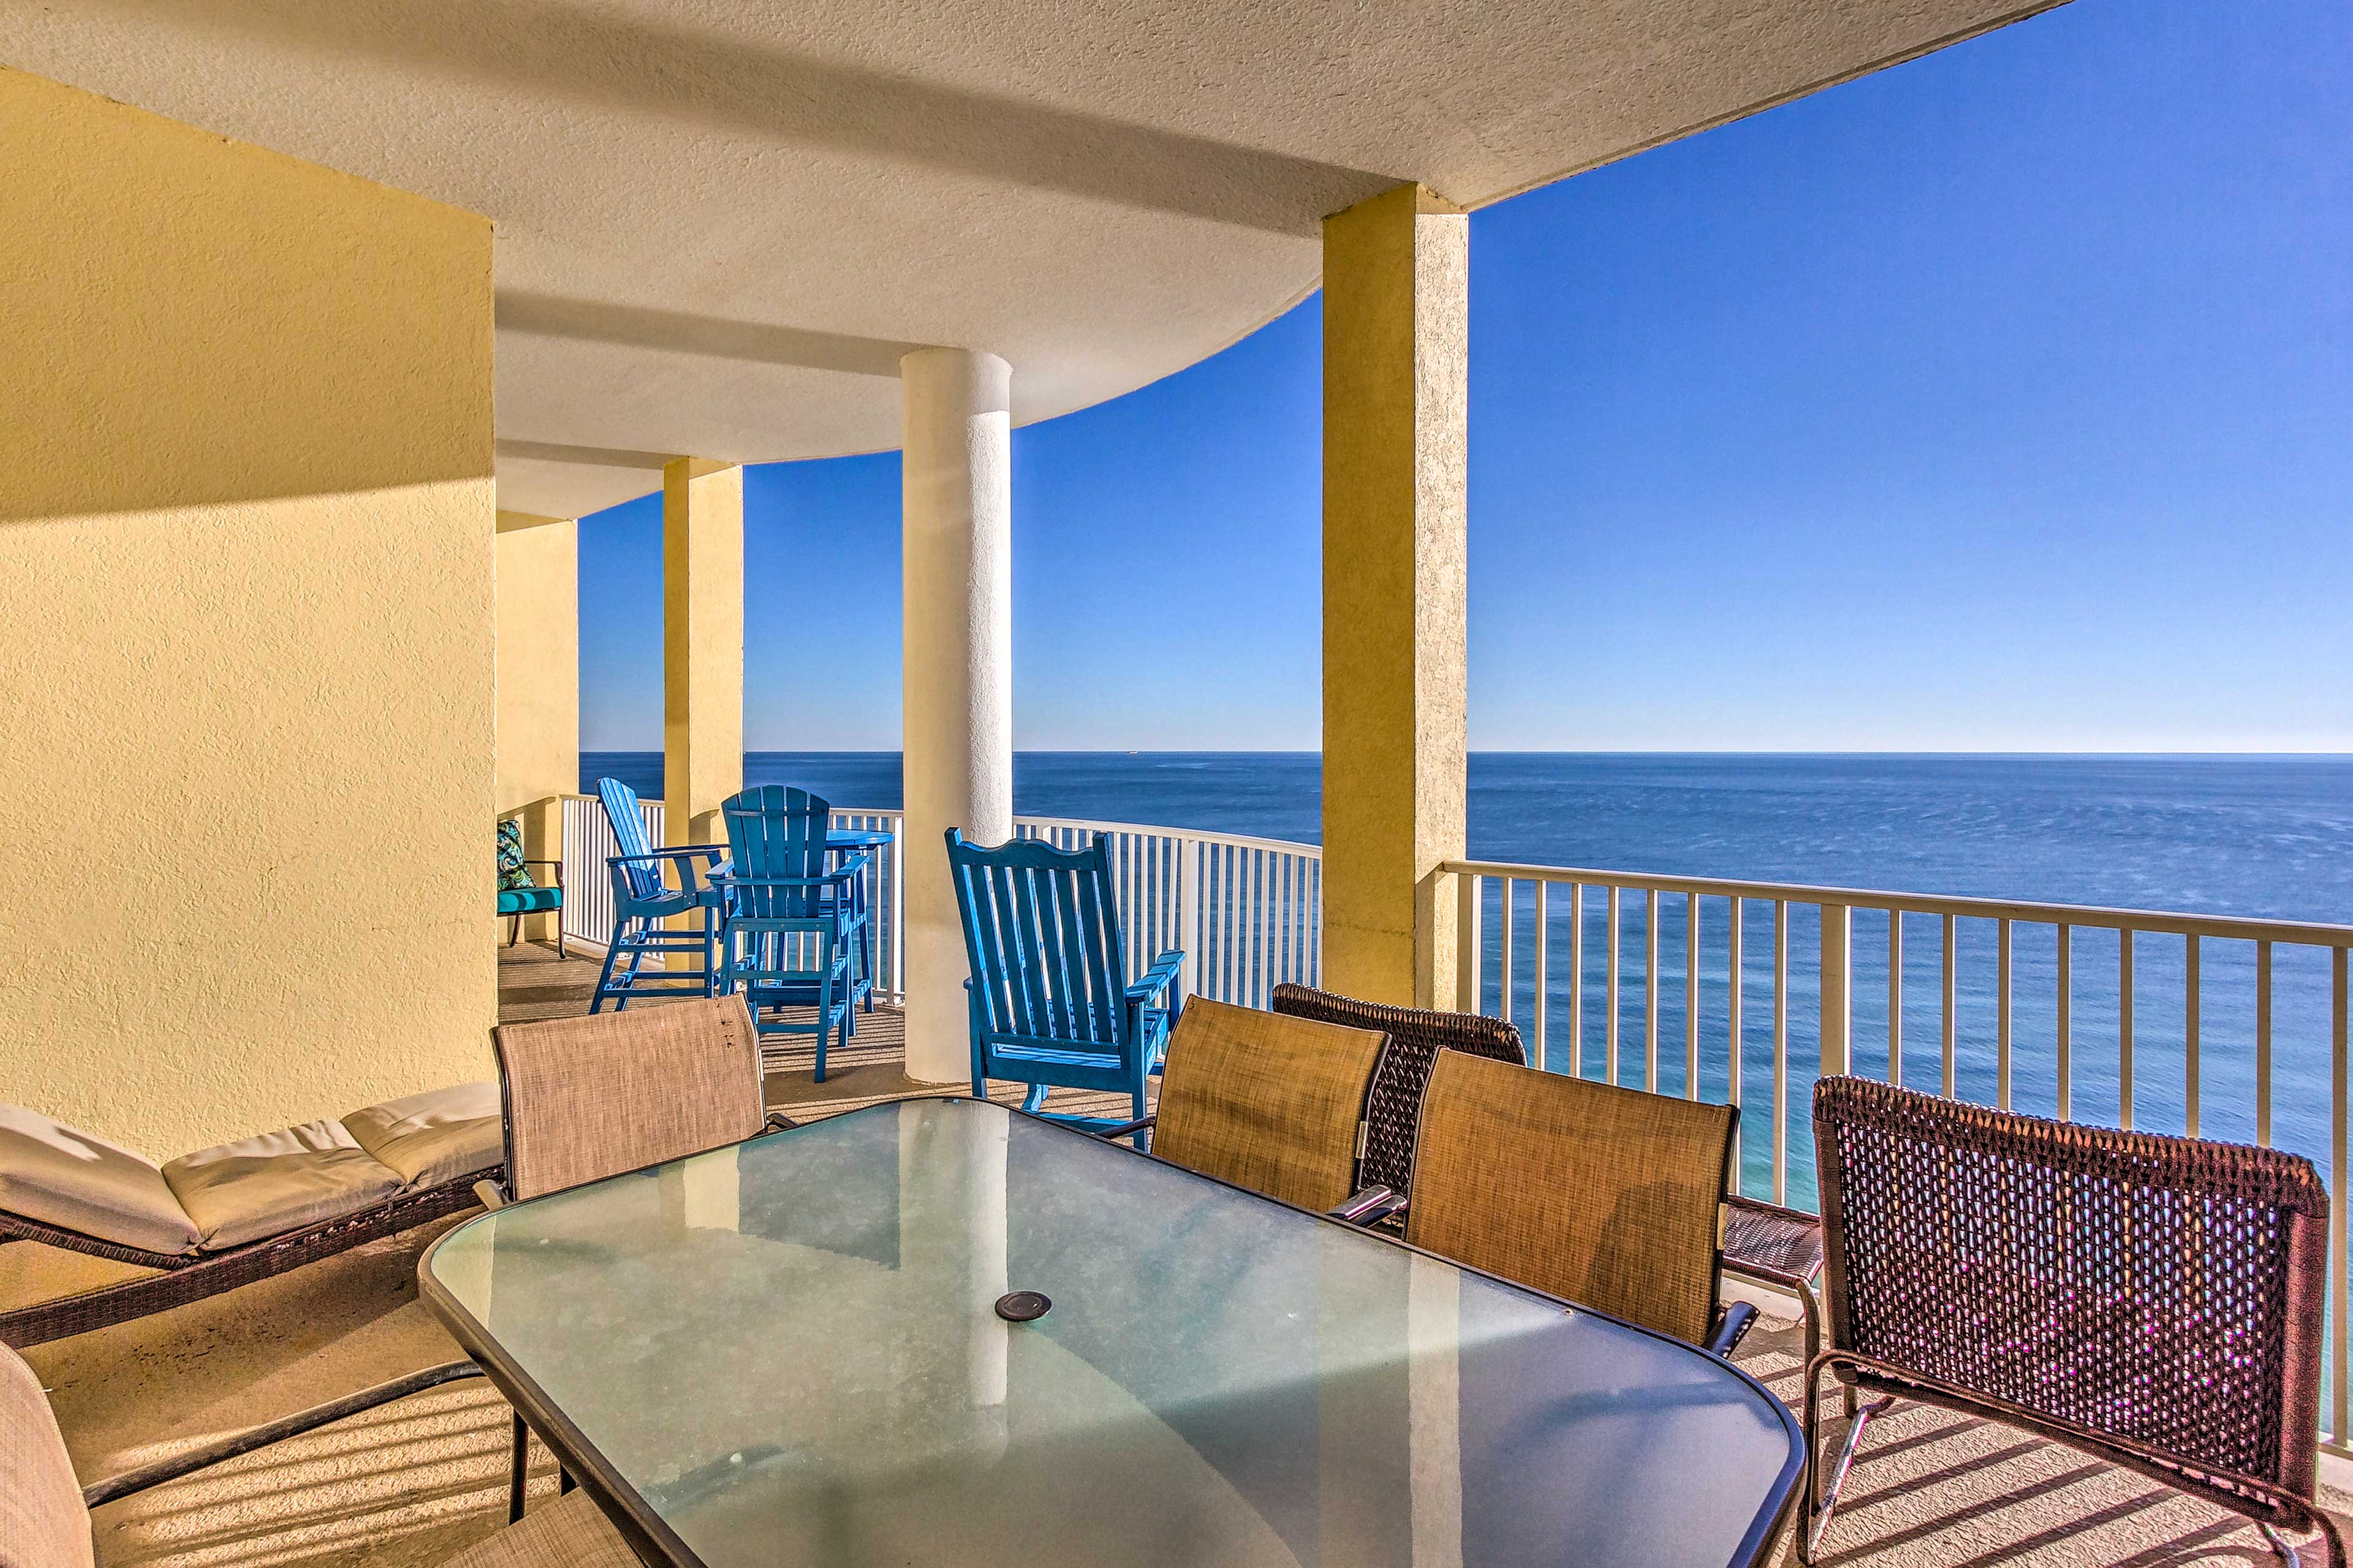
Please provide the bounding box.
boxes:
[583,751,2353,1201]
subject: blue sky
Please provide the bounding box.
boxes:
[580,0,2350,753]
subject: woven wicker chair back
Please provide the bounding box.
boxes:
[491,995,766,1200]
[1407,1051,1734,1347]
[1150,998,1389,1214]
[1814,1075,2329,1506]
[1269,983,1525,1200]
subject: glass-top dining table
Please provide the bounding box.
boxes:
[420,1097,1803,1568]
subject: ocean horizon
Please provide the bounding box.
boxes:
[585,747,2353,920]
[583,749,2353,1203]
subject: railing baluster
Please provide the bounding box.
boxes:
[2258,939,2274,1146]
[1645,888,1660,1093]
[1263,846,1276,995]
[1254,848,1272,1004]
[1998,917,2014,1110]
[1941,913,1956,1098]
[1889,910,1903,1089]
[1224,846,1239,1004]
[2057,922,2073,1122]
[1607,886,1622,1085]
[1234,847,1250,1003]
[1455,869,1479,1014]
[1685,892,1701,1100]
[1298,852,1312,987]
[1773,900,1789,1206]
[1568,884,1585,1079]
[1179,836,1199,1002]
[1727,898,1744,1188]
[2184,934,2200,1138]
[890,815,906,998]
[2118,928,2134,1130]
[1821,903,1852,1081]
[1232,846,1245,1002]
[1499,877,1517,1032]
[1289,847,1308,984]
[2335,946,2348,1451]
[1531,881,1549,1072]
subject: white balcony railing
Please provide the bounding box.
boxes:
[555,798,1322,1010]
[547,796,2353,1452]
[1446,856,2353,1457]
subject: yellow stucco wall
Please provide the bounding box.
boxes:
[495,513,581,818]
[496,513,579,942]
[0,67,497,1156]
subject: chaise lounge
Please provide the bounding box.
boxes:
[0,1083,504,1347]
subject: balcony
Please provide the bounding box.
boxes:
[24,796,2344,1567]
[8,2,2343,1564]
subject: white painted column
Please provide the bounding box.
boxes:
[901,348,1014,1085]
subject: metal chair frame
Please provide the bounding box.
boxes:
[587,776,726,1011]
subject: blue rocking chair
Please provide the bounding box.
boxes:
[588,776,728,1012]
[946,828,1184,1133]
[710,787,870,1081]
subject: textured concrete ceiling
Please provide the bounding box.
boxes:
[6,0,2063,517]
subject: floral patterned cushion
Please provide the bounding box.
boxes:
[497,819,535,891]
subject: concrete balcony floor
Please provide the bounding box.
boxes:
[2,940,2342,1568]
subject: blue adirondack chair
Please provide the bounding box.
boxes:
[946,828,1184,1133]
[710,786,870,1081]
[588,776,729,1011]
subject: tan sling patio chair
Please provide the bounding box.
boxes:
[1402,1049,1754,1356]
[1094,996,1392,1217]
[483,993,792,1519]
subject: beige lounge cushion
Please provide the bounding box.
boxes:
[0,1344,93,1568]
[162,1121,402,1251]
[438,1489,638,1568]
[344,1081,502,1187]
[0,1104,199,1258]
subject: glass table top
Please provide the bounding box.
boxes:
[422,1097,1798,1568]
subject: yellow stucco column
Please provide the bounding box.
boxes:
[1320,183,1469,1008]
[496,510,579,942]
[662,456,744,847]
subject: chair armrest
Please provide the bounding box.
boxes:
[1703,1300,1759,1358]
[611,846,732,894]
[1125,950,1184,1004]
[708,872,859,889]
[762,1111,799,1134]
[1329,1186,1404,1225]
[1092,1114,1156,1143]
[472,1178,507,1210]
[81,1361,485,1509]
[520,859,564,887]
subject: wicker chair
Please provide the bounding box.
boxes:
[0,1341,640,1568]
[1094,996,1390,1216]
[1801,1075,2344,1567]
[485,993,792,1519]
[1402,1050,1754,1355]
[1267,983,1524,1210]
